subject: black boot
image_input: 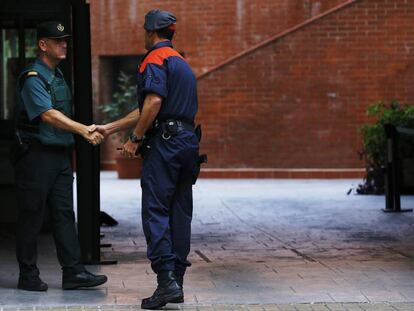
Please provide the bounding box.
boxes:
[141,271,183,309]
[17,275,48,292]
[62,270,107,290]
[170,272,184,303]
[175,274,184,287]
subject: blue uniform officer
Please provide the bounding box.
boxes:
[96,9,199,309]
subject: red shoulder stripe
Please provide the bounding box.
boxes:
[139,47,184,73]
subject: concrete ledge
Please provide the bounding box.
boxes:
[100,164,366,179]
[199,168,366,179]
[101,162,116,171]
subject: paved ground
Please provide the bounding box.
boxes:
[1,303,414,310]
[1,173,414,310]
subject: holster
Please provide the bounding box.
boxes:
[192,124,208,185]
[9,132,30,166]
[136,127,157,158]
[136,138,151,158]
[193,154,207,185]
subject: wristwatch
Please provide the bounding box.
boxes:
[129,134,144,144]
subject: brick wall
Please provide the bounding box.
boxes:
[90,0,348,168]
[90,0,414,176]
[197,0,414,171]
[90,0,346,74]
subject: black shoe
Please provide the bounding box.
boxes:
[141,271,183,309]
[17,275,48,292]
[170,273,184,303]
[62,270,107,290]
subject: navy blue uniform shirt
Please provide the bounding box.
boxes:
[137,41,198,123]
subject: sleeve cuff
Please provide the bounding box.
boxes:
[28,107,52,122]
[143,87,167,99]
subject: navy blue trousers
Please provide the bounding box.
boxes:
[140,130,199,275]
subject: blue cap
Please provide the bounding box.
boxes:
[144,9,177,31]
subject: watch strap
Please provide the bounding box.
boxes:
[129,134,143,143]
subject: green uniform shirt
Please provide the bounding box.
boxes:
[19,58,74,147]
[21,59,54,121]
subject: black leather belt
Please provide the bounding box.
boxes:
[167,120,194,132]
[154,119,194,140]
[155,119,194,129]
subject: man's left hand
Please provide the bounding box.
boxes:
[121,139,139,158]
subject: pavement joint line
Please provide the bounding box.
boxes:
[194,250,212,263]
[220,199,317,263]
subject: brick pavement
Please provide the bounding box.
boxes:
[1,173,414,308]
[1,303,414,310]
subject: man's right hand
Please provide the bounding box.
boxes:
[95,124,110,138]
[81,124,104,145]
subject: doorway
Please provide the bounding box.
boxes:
[0,0,102,263]
[0,1,72,223]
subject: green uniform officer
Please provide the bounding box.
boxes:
[14,21,107,292]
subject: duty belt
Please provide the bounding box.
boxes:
[138,119,196,157]
[154,119,194,140]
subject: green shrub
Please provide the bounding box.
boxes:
[358,100,414,194]
[98,71,137,141]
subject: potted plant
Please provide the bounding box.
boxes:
[99,71,141,179]
[357,100,414,194]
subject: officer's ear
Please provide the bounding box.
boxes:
[146,30,156,38]
[38,39,48,52]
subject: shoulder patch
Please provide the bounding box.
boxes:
[27,71,38,77]
[139,47,184,73]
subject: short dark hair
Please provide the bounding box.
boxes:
[155,27,175,40]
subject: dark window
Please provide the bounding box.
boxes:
[98,55,143,111]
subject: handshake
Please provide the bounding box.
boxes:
[80,123,140,158]
[80,123,137,158]
[81,124,108,146]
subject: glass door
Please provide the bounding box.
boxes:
[0,20,38,224]
[0,0,74,226]
[0,27,37,122]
